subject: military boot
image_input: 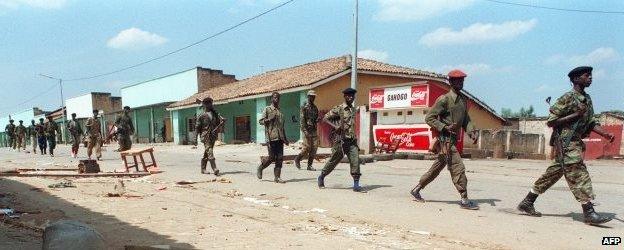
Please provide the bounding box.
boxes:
[460,198,479,210]
[200,159,208,174]
[317,174,326,189]
[256,163,264,179]
[410,185,425,202]
[517,192,541,217]
[353,179,363,192]
[306,164,316,171]
[209,159,220,176]
[582,202,612,225]
[274,167,285,183]
[293,155,302,170]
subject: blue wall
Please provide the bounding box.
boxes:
[121,68,198,108]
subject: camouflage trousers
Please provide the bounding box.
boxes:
[87,135,102,158]
[418,145,468,198]
[295,136,318,167]
[532,162,595,202]
[47,135,56,154]
[321,139,361,180]
[202,139,216,161]
[8,136,15,149]
[16,135,25,150]
[30,136,37,152]
[70,133,81,155]
[117,134,132,151]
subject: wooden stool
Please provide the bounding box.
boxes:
[120,147,157,173]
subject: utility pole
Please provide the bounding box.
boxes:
[39,74,67,144]
[351,0,359,92]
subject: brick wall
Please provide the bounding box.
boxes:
[197,68,237,93]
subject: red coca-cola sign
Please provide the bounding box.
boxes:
[369,89,385,109]
[373,125,432,152]
[411,85,428,106]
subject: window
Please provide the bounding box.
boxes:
[382,112,388,116]
[397,111,403,116]
[407,111,413,115]
[188,118,196,132]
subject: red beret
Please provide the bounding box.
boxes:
[448,69,467,78]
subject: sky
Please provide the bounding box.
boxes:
[0,0,622,117]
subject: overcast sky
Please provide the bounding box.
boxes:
[1,0,622,116]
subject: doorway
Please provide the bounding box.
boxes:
[234,116,251,143]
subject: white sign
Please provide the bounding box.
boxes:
[383,86,411,109]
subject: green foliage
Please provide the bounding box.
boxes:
[501,105,536,118]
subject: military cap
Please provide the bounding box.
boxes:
[9,119,14,122]
[18,120,23,123]
[92,109,99,113]
[568,66,593,79]
[39,118,44,121]
[342,87,357,95]
[123,106,131,110]
[448,69,467,78]
[71,113,76,116]
[307,90,316,96]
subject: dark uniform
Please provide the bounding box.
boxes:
[27,120,37,153]
[257,94,288,183]
[196,98,224,176]
[35,119,47,154]
[45,119,59,156]
[116,108,134,151]
[15,121,26,151]
[85,114,102,160]
[67,116,83,157]
[317,87,362,192]
[5,120,16,150]
[294,90,320,170]
[517,66,613,225]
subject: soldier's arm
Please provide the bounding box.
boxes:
[300,106,307,135]
[195,115,203,134]
[322,106,340,130]
[425,96,448,132]
[546,94,584,128]
[592,125,615,143]
[259,107,269,125]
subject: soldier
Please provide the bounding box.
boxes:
[35,118,47,154]
[85,110,102,160]
[317,87,364,192]
[294,90,320,171]
[196,97,225,176]
[67,113,83,158]
[115,106,134,151]
[44,116,59,157]
[5,119,16,150]
[15,120,26,152]
[517,66,615,225]
[410,69,480,210]
[257,92,289,183]
[27,120,37,154]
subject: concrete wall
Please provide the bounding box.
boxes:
[121,68,198,108]
[598,114,624,155]
[518,119,552,158]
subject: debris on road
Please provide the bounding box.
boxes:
[48,181,76,188]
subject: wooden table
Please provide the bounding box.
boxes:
[120,147,157,173]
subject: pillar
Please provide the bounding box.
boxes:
[149,107,155,143]
[255,97,267,143]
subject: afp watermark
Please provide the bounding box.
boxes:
[602,237,621,246]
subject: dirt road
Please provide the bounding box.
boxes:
[1,143,622,249]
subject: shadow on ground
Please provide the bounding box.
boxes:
[0,177,196,249]
[427,198,502,207]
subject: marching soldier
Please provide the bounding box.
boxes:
[44,116,60,157]
[85,110,102,160]
[5,119,15,150]
[15,120,26,152]
[517,66,615,225]
[317,87,363,192]
[294,90,320,171]
[35,118,47,154]
[410,69,480,210]
[196,97,225,176]
[115,106,135,151]
[27,120,37,154]
[67,113,83,158]
[257,92,289,183]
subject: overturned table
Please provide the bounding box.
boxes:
[120,147,158,173]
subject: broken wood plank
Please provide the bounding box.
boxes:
[12,172,154,178]
[17,168,79,172]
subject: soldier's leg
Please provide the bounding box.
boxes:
[200,143,209,174]
[206,140,220,176]
[257,142,275,179]
[345,142,362,192]
[94,138,102,159]
[447,147,468,199]
[31,137,37,153]
[321,142,345,177]
[418,154,447,188]
[307,136,319,170]
[562,163,595,203]
[294,137,310,169]
[531,164,564,195]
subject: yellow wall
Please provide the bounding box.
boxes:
[313,73,504,129]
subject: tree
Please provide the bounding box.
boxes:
[500,105,536,118]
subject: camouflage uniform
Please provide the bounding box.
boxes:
[295,99,319,169]
[418,90,475,199]
[532,90,597,202]
[45,121,59,156]
[15,123,26,151]
[5,123,15,149]
[67,119,83,156]
[85,117,102,159]
[258,104,288,180]
[115,113,134,151]
[35,121,47,154]
[27,122,37,153]
[320,103,361,180]
[196,109,224,174]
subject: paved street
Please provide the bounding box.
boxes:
[1,143,623,249]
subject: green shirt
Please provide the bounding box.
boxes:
[259,105,286,142]
[196,109,224,143]
[15,125,26,136]
[300,101,319,137]
[324,103,357,140]
[425,90,475,137]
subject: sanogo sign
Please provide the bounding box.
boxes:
[369,84,429,110]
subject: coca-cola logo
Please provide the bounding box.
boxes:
[412,90,426,100]
[370,94,384,104]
